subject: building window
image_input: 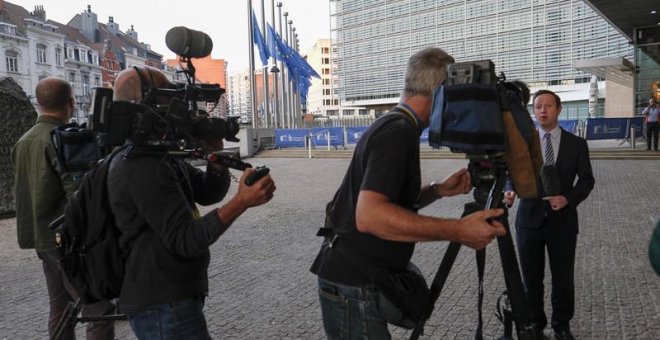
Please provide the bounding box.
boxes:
[5,51,18,72]
[359,109,368,115]
[55,48,62,66]
[0,23,16,35]
[36,44,47,64]
[94,76,101,87]
[323,89,331,95]
[66,47,74,60]
[78,49,87,63]
[323,79,330,85]
[69,72,76,92]
[81,74,89,96]
[322,58,330,64]
[322,68,330,75]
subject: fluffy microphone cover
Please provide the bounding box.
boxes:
[502,109,543,199]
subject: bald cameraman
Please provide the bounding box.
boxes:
[107,66,276,339]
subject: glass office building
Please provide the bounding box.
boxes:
[634,26,660,112]
[330,0,633,116]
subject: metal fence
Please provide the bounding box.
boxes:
[275,117,649,149]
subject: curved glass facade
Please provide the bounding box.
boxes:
[331,0,633,106]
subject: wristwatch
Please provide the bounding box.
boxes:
[429,181,441,198]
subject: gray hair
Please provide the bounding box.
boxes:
[402,47,454,97]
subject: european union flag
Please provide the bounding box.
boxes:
[266,23,280,61]
[292,49,320,79]
[267,23,319,80]
[252,10,269,66]
[266,22,319,105]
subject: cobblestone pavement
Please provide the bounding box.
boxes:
[1,158,658,339]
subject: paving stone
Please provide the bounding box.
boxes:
[0,158,658,339]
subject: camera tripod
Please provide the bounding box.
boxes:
[51,298,126,340]
[50,273,126,340]
[411,153,537,340]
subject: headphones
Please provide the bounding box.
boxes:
[132,66,160,105]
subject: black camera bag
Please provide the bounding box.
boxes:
[372,262,430,329]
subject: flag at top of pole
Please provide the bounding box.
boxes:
[252,10,270,66]
[266,22,320,105]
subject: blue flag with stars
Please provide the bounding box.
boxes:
[252,11,270,66]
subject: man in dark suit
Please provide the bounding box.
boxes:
[504,89,594,340]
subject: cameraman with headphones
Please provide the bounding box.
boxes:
[107,66,276,339]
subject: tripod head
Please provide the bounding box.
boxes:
[464,152,508,210]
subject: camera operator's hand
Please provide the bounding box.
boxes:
[236,168,276,208]
[503,191,516,207]
[436,168,472,197]
[214,168,276,230]
[458,209,507,250]
[543,195,568,211]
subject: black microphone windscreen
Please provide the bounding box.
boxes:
[165,26,213,59]
[540,164,561,196]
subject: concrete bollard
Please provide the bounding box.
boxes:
[631,127,636,149]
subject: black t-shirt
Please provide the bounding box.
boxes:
[310,110,421,286]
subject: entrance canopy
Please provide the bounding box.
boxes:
[574,57,635,87]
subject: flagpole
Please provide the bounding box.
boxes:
[248,0,257,129]
[282,10,289,129]
[288,21,294,128]
[292,26,299,128]
[259,0,270,128]
[284,17,291,129]
[277,1,285,129]
[270,0,279,128]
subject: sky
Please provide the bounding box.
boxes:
[8,0,332,71]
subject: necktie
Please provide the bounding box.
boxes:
[544,132,554,164]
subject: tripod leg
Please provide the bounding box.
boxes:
[485,164,536,340]
[51,299,82,340]
[495,213,537,340]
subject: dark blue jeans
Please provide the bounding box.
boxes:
[317,278,390,340]
[126,296,211,340]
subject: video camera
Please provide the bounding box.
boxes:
[51,27,252,174]
[87,83,237,149]
[427,60,541,193]
[428,60,531,155]
[87,26,238,150]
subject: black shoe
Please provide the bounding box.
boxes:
[531,323,546,338]
[553,329,575,340]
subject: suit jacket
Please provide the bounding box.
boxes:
[515,128,595,233]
